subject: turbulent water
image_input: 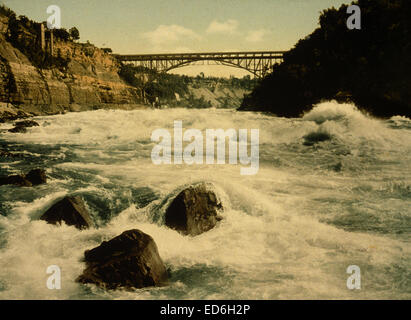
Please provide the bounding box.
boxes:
[0,101,410,300]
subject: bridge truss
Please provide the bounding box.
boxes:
[113,51,285,78]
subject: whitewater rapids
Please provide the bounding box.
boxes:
[0,101,410,299]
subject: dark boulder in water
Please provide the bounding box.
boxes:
[0,174,32,187]
[25,169,47,186]
[330,162,343,172]
[15,120,39,127]
[76,229,168,290]
[0,150,20,158]
[8,119,39,133]
[303,131,332,146]
[0,169,47,187]
[8,125,27,133]
[40,196,93,229]
[165,183,223,236]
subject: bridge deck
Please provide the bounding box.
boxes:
[114,51,285,61]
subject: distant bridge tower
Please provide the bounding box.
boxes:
[49,29,54,56]
[38,22,54,56]
[39,23,46,51]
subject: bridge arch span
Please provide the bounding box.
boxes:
[163,59,261,77]
[114,51,285,78]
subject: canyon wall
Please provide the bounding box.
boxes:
[0,13,143,118]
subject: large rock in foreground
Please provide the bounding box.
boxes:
[40,196,93,229]
[165,183,223,236]
[76,229,168,290]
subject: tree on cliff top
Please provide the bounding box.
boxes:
[0,5,15,18]
[69,27,80,41]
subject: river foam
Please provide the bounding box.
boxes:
[0,101,410,299]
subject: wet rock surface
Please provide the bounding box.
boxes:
[25,169,47,186]
[0,168,47,187]
[8,125,27,133]
[165,183,223,236]
[0,149,20,158]
[7,119,40,133]
[77,229,168,290]
[0,174,32,187]
[40,196,93,229]
[15,120,39,127]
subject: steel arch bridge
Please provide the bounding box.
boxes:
[113,51,285,78]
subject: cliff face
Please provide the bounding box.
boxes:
[240,0,411,118]
[0,14,142,117]
[184,84,249,109]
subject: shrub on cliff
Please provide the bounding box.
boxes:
[69,27,80,41]
[119,64,189,103]
[54,28,70,41]
[0,4,15,18]
[240,0,411,118]
[119,64,144,88]
[182,93,212,109]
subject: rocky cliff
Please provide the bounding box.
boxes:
[0,13,143,120]
[185,83,249,109]
[239,0,411,118]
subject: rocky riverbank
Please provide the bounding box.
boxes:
[0,101,148,123]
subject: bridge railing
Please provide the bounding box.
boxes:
[113,51,286,61]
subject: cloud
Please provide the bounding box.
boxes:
[245,29,269,42]
[166,47,195,53]
[142,24,201,46]
[206,19,239,35]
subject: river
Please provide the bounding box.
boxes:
[0,101,410,299]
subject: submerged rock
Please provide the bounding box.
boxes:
[15,120,39,127]
[330,161,343,172]
[8,125,27,133]
[303,131,332,146]
[0,168,47,187]
[25,169,47,186]
[76,229,168,290]
[0,150,20,158]
[8,119,39,133]
[0,174,32,187]
[165,182,223,236]
[0,150,11,158]
[40,196,93,229]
